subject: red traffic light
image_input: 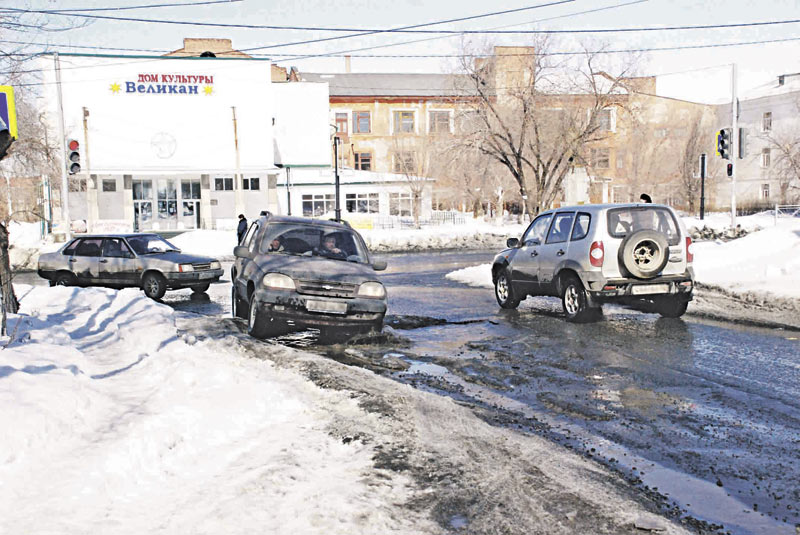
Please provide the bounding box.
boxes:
[726,163,733,177]
[68,139,79,151]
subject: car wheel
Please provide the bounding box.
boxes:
[494,269,521,309]
[655,296,689,318]
[53,272,75,287]
[618,230,669,279]
[247,297,269,339]
[142,272,167,300]
[561,275,596,323]
[191,283,210,294]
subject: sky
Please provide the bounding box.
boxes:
[3,0,800,103]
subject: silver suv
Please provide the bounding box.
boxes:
[492,203,694,322]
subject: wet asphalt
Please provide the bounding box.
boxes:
[17,251,800,534]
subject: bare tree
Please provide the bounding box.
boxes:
[455,40,639,215]
[391,134,449,227]
[761,101,800,204]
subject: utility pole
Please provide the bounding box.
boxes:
[333,136,341,222]
[699,153,706,220]
[285,167,292,216]
[82,107,95,232]
[231,106,244,218]
[54,52,71,239]
[730,64,738,229]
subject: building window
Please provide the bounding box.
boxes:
[215,177,234,191]
[393,110,415,133]
[616,151,626,170]
[389,192,412,216]
[353,111,371,134]
[335,112,348,134]
[597,108,613,132]
[345,192,379,213]
[761,183,770,199]
[393,151,417,174]
[243,177,260,190]
[429,110,451,134]
[761,148,771,168]
[102,179,117,192]
[354,152,372,171]
[590,148,610,169]
[762,112,772,132]
[653,128,668,138]
[301,194,336,217]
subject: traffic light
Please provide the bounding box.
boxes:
[67,139,81,174]
[717,128,731,160]
[726,163,733,177]
[0,85,17,162]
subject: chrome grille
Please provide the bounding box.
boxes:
[296,279,357,298]
[192,263,211,270]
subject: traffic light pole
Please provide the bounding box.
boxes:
[699,153,706,220]
[54,52,71,240]
[730,64,738,229]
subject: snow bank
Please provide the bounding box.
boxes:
[170,229,236,259]
[0,286,421,534]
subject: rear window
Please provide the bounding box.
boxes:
[607,207,680,245]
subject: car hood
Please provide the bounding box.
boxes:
[256,254,379,283]
[141,251,217,264]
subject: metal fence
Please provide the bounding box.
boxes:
[372,211,468,229]
[774,204,800,224]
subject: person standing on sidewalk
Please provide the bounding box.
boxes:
[236,214,247,244]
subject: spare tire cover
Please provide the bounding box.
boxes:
[617,230,669,279]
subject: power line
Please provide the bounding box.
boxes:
[6,3,799,35]
[0,0,241,13]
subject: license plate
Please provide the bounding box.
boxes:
[631,283,669,295]
[198,272,215,279]
[306,300,347,314]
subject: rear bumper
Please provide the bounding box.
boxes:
[585,272,694,302]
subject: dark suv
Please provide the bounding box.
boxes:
[231,213,388,339]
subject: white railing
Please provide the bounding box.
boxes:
[774,204,800,225]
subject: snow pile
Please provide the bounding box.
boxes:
[445,218,800,302]
[170,228,237,259]
[361,221,523,253]
[0,286,419,534]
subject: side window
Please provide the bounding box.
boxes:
[571,213,591,241]
[62,239,79,256]
[546,212,575,244]
[74,238,103,257]
[243,222,259,250]
[522,214,553,245]
[102,238,133,258]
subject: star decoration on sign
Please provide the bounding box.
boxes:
[110,82,121,94]
[203,85,213,96]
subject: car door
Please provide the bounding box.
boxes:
[70,238,103,284]
[511,213,552,295]
[234,221,260,300]
[100,238,138,286]
[537,211,576,291]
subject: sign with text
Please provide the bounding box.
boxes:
[0,85,18,138]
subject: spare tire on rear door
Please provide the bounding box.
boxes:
[617,230,669,279]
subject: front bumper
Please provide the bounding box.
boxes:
[252,288,387,329]
[166,269,224,287]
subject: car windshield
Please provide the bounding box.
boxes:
[126,235,181,255]
[259,223,370,263]
[607,207,680,245]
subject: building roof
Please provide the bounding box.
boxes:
[165,38,251,58]
[297,72,474,98]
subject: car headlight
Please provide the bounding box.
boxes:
[177,263,194,272]
[261,273,296,290]
[210,261,221,270]
[358,281,385,298]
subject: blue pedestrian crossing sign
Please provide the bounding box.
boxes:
[0,86,18,139]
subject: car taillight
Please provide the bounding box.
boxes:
[589,241,604,267]
[686,237,693,263]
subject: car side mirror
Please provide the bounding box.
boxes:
[372,259,387,271]
[506,237,520,248]
[234,245,253,259]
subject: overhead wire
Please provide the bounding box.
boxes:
[0,0,242,13]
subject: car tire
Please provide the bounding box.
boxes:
[494,269,521,309]
[247,297,270,339]
[53,272,75,287]
[561,275,596,323]
[655,296,689,318]
[191,283,210,294]
[618,230,669,279]
[142,272,167,300]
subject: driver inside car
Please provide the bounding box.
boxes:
[318,234,346,260]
